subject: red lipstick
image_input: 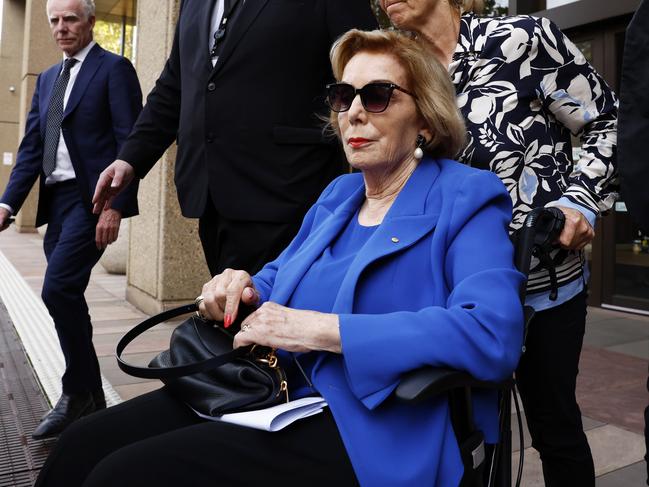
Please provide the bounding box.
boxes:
[348,138,371,149]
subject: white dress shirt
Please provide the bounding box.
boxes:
[46,39,97,185]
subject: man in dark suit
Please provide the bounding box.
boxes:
[92,0,377,277]
[618,2,649,483]
[0,0,142,439]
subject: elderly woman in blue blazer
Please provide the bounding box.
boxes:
[36,30,524,487]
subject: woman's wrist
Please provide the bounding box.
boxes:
[307,312,341,354]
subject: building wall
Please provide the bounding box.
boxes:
[0,0,26,214]
[0,0,60,232]
[125,0,211,314]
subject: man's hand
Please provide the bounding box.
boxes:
[95,208,122,250]
[0,207,12,232]
[555,206,595,250]
[92,159,135,214]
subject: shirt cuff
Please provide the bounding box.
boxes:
[546,198,597,229]
[0,203,14,215]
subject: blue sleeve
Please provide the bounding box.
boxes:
[339,172,525,409]
[551,197,597,228]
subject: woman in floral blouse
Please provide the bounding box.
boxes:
[381,1,618,485]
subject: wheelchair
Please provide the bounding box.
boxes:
[396,207,566,487]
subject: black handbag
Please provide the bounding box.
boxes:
[116,303,289,417]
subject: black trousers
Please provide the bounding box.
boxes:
[199,196,302,276]
[35,388,358,487]
[41,181,104,394]
[515,291,595,487]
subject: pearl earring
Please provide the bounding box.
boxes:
[414,134,426,160]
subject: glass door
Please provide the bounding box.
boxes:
[570,19,649,312]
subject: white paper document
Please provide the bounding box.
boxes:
[194,396,328,432]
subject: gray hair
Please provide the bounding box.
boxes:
[46,0,96,19]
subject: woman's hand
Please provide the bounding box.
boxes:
[233,302,341,354]
[555,206,595,250]
[199,268,260,326]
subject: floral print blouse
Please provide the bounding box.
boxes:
[450,13,618,299]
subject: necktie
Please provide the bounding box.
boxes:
[210,0,241,60]
[42,57,78,177]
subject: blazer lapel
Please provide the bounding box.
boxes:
[269,158,443,311]
[209,0,268,79]
[269,185,366,305]
[332,159,442,313]
[39,66,61,136]
[63,44,103,118]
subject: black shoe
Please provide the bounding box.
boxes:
[32,392,95,440]
[39,388,106,421]
[92,388,106,411]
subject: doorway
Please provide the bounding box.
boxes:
[567,16,649,313]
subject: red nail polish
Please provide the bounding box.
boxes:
[224,314,232,328]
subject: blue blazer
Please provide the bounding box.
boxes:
[253,157,524,486]
[1,44,142,226]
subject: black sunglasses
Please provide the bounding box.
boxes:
[326,82,416,113]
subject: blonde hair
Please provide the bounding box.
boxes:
[328,29,466,160]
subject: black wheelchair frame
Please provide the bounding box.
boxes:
[395,207,566,487]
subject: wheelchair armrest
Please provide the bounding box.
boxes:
[395,367,513,403]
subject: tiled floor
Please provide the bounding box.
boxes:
[501,307,649,485]
[0,225,647,485]
[0,226,166,401]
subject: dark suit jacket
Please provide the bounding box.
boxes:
[118,0,377,222]
[618,0,649,231]
[1,43,142,226]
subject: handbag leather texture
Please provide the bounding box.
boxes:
[116,303,288,416]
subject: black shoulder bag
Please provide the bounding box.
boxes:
[116,303,288,417]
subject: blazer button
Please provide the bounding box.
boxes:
[206,132,215,143]
[207,82,216,92]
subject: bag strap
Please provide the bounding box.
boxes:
[116,303,249,380]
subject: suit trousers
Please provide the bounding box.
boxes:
[515,290,595,487]
[35,387,359,487]
[199,195,302,276]
[41,180,104,394]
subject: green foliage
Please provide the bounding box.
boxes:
[94,19,136,61]
[483,0,509,16]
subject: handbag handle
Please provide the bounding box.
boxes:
[116,303,249,380]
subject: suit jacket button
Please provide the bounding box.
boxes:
[206,132,215,143]
[207,82,216,92]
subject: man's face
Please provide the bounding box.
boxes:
[47,0,95,56]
